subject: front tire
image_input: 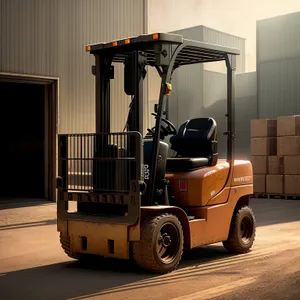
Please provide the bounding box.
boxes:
[223,206,256,253]
[132,213,184,273]
[60,233,93,261]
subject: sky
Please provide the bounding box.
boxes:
[148,0,300,72]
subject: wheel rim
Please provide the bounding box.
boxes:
[156,222,180,264]
[240,216,254,244]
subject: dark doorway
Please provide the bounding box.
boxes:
[0,81,45,198]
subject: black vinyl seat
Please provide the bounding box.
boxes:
[166,117,218,172]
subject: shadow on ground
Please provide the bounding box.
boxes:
[249,198,300,226]
[0,245,239,300]
[0,198,54,210]
[0,219,57,231]
[1,197,299,299]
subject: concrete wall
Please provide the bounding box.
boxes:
[163,25,256,159]
[235,72,257,158]
[147,0,300,72]
[257,11,300,118]
[0,0,147,134]
[169,68,257,159]
[172,26,245,74]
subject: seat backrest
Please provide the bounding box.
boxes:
[170,117,218,160]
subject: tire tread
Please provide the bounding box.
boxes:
[223,206,256,253]
[59,233,84,260]
[133,213,184,273]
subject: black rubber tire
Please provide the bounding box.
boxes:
[132,213,184,274]
[223,206,256,253]
[59,233,90,260]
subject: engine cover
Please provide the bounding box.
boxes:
[165,159,253,207]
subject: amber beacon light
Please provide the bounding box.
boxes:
[152,33,159,40]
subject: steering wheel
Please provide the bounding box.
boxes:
[146,113,177,139]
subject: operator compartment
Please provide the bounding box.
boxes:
[165,117,229,206]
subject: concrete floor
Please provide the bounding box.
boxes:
[0,198,300,300]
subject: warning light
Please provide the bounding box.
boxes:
[112,41,118,47]
[152,33,159,40]
[85,45,91,52]
[125,39,130,44]
[178,180,188,192]
[165,82,172,96]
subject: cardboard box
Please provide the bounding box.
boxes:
[284,175,300,195]
[268,156,284,174]
[266,175,284,194]
[251,156,268,174]
[253,174,266,193]
[251,119,277,137]
[277,115,300,136]
[284,155,300,174]
[251,137,277,156]
[277,136,300,156]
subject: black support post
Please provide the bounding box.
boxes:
[95,54,112,134]
[127,51,145,134]
[58,135,68,191]
[147,44,184,206]
[58,135,68,210]
[225,54,236,165]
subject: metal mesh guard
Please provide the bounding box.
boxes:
[58,132,142,194]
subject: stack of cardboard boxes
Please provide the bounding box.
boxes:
[251,115,300,196]
[251,119,277,194]
[277,115,300,195]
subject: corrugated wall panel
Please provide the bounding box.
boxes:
[169,25,246,73]
[257,12,300,119]
[168,25,252,158]
[0,0,60,76]
[202,26,246,74]
[203,71,257,159]
[169,26,203,41]
[258,58,300,118]
[257,11,300,64]
[202,71,227,158]
[0,0,146,134]
[235,72,257,159]
[169,69,257,159]
[168,64,204,129]
[58,0,146,134]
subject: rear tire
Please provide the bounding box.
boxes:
[223,206,256,253]
[132,213,184,274]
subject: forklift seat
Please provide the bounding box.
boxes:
[166,117,218,172]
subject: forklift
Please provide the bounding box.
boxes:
[56,32,256,274]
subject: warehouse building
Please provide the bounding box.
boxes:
[167,26,256,159]
[0,0,147,201]
[257,11,300,118]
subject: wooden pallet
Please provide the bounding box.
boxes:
[251,193,268,199]
[251,193,300,200]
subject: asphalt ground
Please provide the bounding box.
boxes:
[0,197,299,300]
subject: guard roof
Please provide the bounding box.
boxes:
[86,32,240,67]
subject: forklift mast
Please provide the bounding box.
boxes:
[90,33,238,205]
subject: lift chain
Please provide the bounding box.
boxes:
[223,131,236,139]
